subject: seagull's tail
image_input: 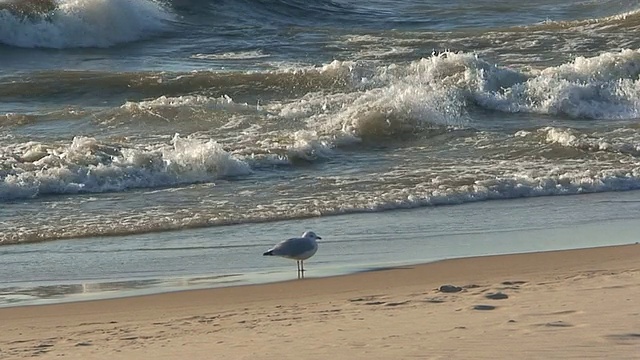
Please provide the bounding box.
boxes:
[263,250,274,256]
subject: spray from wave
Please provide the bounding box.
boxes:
[0,0,174,48]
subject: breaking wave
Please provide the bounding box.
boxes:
[0,0,174,48]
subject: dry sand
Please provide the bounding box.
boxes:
[1,244,639,359]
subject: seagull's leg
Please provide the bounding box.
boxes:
[300,260,304,272]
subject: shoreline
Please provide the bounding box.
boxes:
[5,191,640,309]
[2,244,639,359]
[4,243,638,310]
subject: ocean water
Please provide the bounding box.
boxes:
[2,0,640,305]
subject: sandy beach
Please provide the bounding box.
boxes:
[1,244,639,359]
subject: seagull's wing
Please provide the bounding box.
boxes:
[271,237,315,257]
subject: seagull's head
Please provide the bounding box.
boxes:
[302,231,321,240]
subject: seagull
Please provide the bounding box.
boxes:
[263,231,321,276]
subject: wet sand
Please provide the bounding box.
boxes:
[1,244,639,359]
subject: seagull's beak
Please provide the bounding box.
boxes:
[317,236,322,240]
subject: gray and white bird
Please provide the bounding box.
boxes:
[263,231,321,275]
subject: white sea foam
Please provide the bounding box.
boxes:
[122,95,250,111]
[5,51,640,209]
[535,126,640,156]
[191,51,271,61]
[371,166,640,208]
[301,50,640,124]
[535,6,640,30]
[0,135,251,200]
[100,51,640,172]
[269,53,523,142]
[0,0,174,48]
[117,95,256,124]
[308,50,640,124]
[284,130,334,161]
[470,49,640,119]
[5,150,640,244]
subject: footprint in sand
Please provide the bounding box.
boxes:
[438,285,463,293]
[349,295,386,303]
[501,281,527,285]
[365,301,387,305]
[541,321,574,328]
[485,292,509,300]
[423,297,446,303]
[384,301,410,307]
[605,333,640,344]
[472,305,496,311]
